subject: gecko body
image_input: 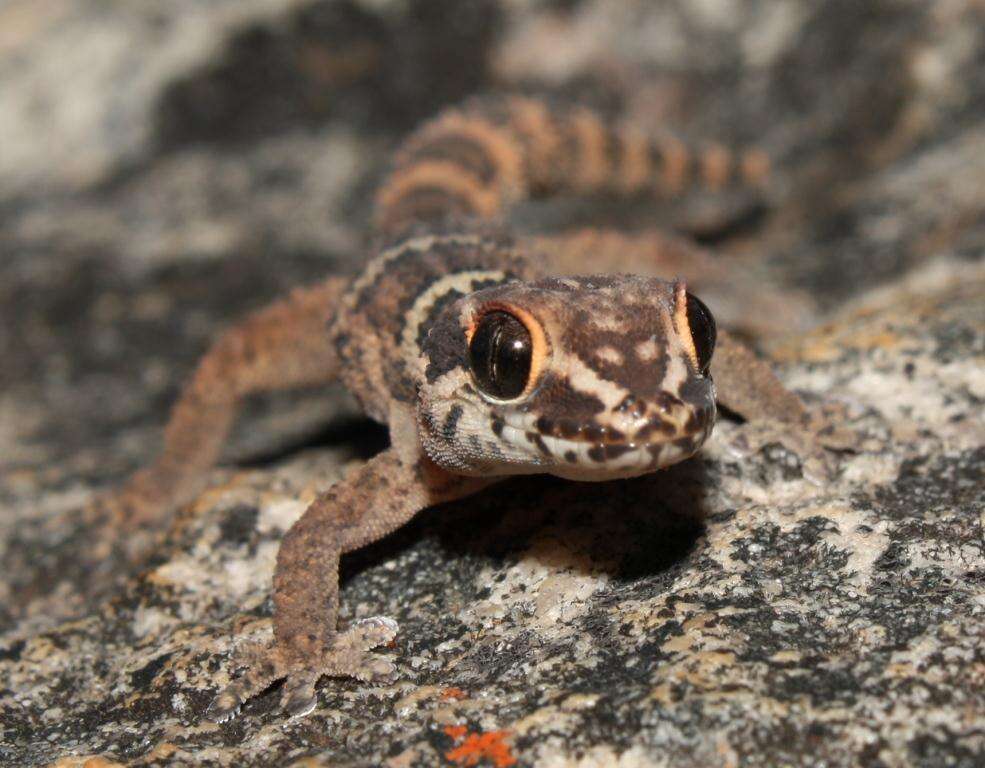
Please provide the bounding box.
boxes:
[92,96,849,720]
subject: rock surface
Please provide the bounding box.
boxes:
[1,1,983,766]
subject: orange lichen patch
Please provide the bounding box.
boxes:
[444,726,517,767]
[440,687,469,701]
[444,724,468,740]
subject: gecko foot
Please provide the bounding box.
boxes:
[81,470,181,566]
[724,404,862,484]
[207,616,399,722]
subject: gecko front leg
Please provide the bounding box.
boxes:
[89,278,347,544]
[711,330,859,481]
[209,444,489,721]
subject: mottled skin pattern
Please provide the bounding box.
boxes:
[91,95,852,721]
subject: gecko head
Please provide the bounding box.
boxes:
[417,275,717,480]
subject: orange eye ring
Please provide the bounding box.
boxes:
[672,281,716,375]
[466,303,549,400]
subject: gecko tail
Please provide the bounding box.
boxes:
[375,94,770,235]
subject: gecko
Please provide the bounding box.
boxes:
[92,95,853,720]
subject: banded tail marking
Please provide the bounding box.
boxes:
[376,95,771,234]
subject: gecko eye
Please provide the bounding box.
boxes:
[685,292,716,374]
[469,311,532,399]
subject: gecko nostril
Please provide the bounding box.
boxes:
[616,394,637,413]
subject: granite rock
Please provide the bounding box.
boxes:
[1,1,983,766]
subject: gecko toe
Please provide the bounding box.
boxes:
[208,679,257,723]
[353,654,398,682]
[207,643,286,723]
[723,418,848,483]
[207,692,243,724]
[349,616,399,649]
[318,617,400,682]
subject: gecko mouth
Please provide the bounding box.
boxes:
[494,403,715,479]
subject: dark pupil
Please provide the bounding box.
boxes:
[468,311,532,399]
[685,292,716,374]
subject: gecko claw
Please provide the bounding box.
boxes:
[207,641,286,723]
[320,616,400,684]
[723,404,862,484]
[351,616,400,644]
[281,671,319,719]
[208,700,241,724]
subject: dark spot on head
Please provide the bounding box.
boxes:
[555,418,582,439]
[442,404,464,441]
[491,416,504,437]
[652,391,684,414]
[535,416,554,434]
[636,417,676,441]
[602,444,632,459]
[531,374,605,422]
[416,289,466,350]
[587,445,606,462]
[564,451,578,463]
[416,277,506,352]
[582,424,605,442]
[526,431,552,456]
[423,309,468,383]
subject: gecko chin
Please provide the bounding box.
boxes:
[417,273,718,480]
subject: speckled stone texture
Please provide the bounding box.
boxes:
[1,1,983,766]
